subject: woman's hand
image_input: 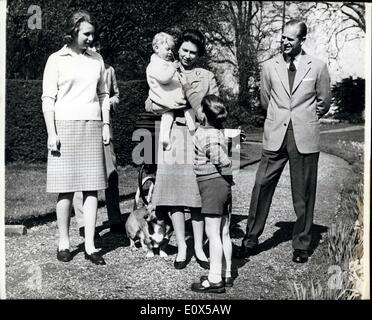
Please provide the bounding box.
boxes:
[47,133,60,152]
[102,124,111,145]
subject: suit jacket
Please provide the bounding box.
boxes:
[260,51,331,153]
[104,63,120,113]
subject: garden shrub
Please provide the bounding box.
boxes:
[332,77,365,123]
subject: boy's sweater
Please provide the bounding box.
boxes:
[193,125,233,182]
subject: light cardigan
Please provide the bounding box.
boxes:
[146,54,184,109]
[180,67,218,123]
[42,45,110,120]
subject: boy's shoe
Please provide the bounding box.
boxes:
[191,277,225,293]
[223,276,234,287]
[200,275,234,287]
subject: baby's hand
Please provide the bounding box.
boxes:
[172,61,180,70]
[173,97,186,109]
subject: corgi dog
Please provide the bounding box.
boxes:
[125,176,173,257]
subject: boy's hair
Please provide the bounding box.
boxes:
[152,32,175,51]
[202,95,227,128]
[64,10,95,44]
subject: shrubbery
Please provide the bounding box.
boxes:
[5,79,149,166]
[331,77,365,123]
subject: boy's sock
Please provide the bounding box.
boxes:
[208,272,222,284]
[222,268,232,278]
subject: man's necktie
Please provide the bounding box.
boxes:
[288,57,296,92]
[289,57,296,72]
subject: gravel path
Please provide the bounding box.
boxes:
[5,152,352,299]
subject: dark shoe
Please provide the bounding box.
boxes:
[201,275,234,287]
[235,244,257,259]
[110,222,126,235]
[174,258,189,270]
[223,276,234,287]
[84,251,106,265]
[57,249,72,262]
[79,227,101,239]
[191,278,225,294]
[292,249,309,263]
[195,256,210,269]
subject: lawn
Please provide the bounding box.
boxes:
[320,130,364,165]
[5,163,139,224]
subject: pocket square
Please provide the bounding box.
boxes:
[303,78,315,82]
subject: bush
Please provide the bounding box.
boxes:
[332,77,365,123]
[5,79,149,166]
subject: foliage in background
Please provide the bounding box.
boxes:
[6,0,218,81]
[5,79,148,165]
[7,1,367,128]
[331,77,365,123]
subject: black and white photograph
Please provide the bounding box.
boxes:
[0,0,370,306]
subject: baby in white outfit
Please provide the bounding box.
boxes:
[146,32,196,150]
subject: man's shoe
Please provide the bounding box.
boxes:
[57,249,72,262]
[79,227,101,239]
[292,249,309,263]
[191,278,225,294]
[84,251,106,265]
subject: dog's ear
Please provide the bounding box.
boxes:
[146,203,155,214]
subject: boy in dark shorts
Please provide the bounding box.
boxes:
[191,94,234,294]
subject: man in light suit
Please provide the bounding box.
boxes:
[238,20,331,263]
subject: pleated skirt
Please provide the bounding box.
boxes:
[46,120,107,193]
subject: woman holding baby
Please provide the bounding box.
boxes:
[147,29,219,270]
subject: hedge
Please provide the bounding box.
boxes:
[5,79,150,166]
[331,77,365,123]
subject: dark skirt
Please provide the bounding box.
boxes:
[198,176,232,215]
[46,120,107,193]
[151,123,201,208]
